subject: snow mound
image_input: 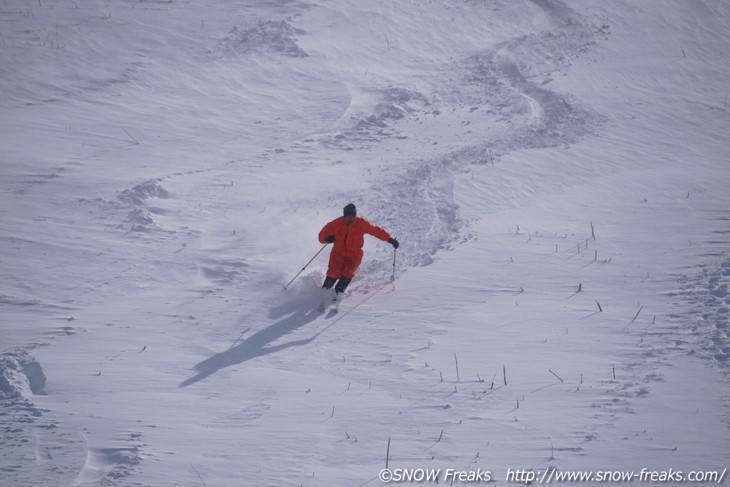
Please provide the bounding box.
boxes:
[117,179,170,232]
[356,88,429,128]
[117,179,169,206]
[72,443,142,487]
[0,352,46,397]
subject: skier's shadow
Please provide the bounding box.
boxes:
[179,291,322,387]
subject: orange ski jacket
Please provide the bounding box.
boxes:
[318,217,391,257]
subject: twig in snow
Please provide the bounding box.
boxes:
[385,437,391,469]
[454,353,460,383]
[568,283,583,299]
[503,365,507,386]
[623,305,644,330]
[549,369,564,382]
[590,221,596,240]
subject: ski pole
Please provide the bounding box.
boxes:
[282,243,329,292]
[390,247,397,282]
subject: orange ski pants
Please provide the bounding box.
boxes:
[326,249,363,280]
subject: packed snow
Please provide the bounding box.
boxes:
[1,0,728,486]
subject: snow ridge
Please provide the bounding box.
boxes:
[222,20,309,58]
[678,258,730,368]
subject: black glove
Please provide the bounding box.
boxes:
[325,235,335,243]
[388,238,399,249]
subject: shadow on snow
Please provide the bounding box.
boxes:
[179,289,324,387]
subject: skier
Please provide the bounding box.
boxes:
[318,203,399,298]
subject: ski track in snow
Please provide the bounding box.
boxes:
[1,0,729,485]
[290,0,612,287]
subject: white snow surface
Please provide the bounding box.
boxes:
[1,0,729,486]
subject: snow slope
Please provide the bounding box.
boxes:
[1,0,728,485]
